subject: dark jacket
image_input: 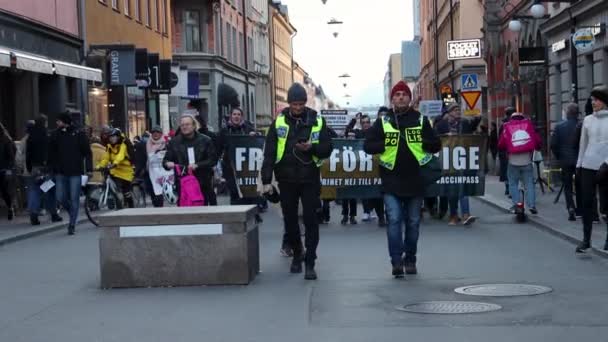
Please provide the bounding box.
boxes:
[26,125,50,172]
[48,126,92,176]
[434,116,480,135]
[364,108,441,197]
[261,107,333,184]
[0,136,15,171]
[163,131,218,183]
[134,139,148,178]
[550,117,579,167]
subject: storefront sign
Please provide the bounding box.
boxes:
[518,47,546,66]
[572,28,595,53]
[447,39,481,60]
[320,109,350,129]
[419,100,444,118]
[151,59,172,94]
[108,48,136,86]
[551,39,567,53]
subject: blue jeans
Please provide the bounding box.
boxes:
[384,194,423,265]
[449,196,470,216]
[27,177,58,216]
[507,163,536,208]
[55,175,81,226]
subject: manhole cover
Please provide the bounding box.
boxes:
[396,301,502,314]
[454,284,552,297]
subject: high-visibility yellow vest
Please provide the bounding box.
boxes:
[275,114,324,167]
[379,114,431,170]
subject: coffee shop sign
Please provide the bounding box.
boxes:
[447,39,481,60]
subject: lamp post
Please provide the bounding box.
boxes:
[327,18,343,38]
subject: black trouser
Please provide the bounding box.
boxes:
[580,168,608,242]
[318,199,331,221]
[279,182,320,265]
[113,177,134,208]
[0,172,13,209]
[341,199,357,217]
[561,165,576,211]
[144,173,164,207]
[363,198,384,218]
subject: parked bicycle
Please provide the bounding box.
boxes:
[84,166,145,226]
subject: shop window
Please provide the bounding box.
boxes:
[184,10,202,52]
[66,78,77,106]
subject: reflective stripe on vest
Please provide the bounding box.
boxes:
[275,115,324,167]
[379,115,431,170]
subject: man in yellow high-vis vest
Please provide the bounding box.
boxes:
[364,81,441,278]
[261,83,332,280]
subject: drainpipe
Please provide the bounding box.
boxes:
[433,0,439,99]
[449,0,456,96]
[242,0,252,123]
[78,0,88,123]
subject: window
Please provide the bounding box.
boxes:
[162,0,168,34]
[226,23,232,62]
[144,0,151,26]
[232,27,237,64]
[239,32,244,67]
[184,11,201,52]
[124,0,130,16]
[112,0,118,10]
[156,0,161,31]
[134,0,140,21]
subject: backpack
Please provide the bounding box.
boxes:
[175,165,205,207]
[502,119,538,154]
[123,138,136,161]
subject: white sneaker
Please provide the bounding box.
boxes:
[362,213,371,222]
[370,213,378,220]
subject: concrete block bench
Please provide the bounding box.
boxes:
[98,205,259,288]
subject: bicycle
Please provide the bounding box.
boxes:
[84,166,145,226]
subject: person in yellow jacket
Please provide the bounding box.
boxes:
[97,128,135,208]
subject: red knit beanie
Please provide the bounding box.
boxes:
[390,80,412,100]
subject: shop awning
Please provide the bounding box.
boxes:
[13,51,54,74]
[53,60,102,82]
[0,49,9,68]
[0,47,102,81]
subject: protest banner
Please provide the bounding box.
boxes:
[426,134,487,197]
[148,150,174,195]
[226,135,265,198]
[320,139,382,199]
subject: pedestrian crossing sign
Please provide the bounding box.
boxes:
[461,74,479,91]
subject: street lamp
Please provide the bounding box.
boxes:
[327,18,343,38]
[530,2,546,19]
[321,0,327,4]
[508,20,523,32]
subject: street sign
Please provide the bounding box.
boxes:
[461,74,479,91]
[461,91,482,116]
[572,28,595,53]
[320,109,349,128]
[440,84,452,94]
[419,100,444,118]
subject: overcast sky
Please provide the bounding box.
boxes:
[280,0,415,108]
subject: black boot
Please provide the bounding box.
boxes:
[290,256,302,274]
[568,208,576,221]
[254,214,263,224]
[392,262,404,278]
[341,215,348,225]
[67,225,75,235]
[404,261,418,275]
[7,207,14,221]
[30,214,41,226]
[51,213,63,223]
[575,240,591,253]
[304,264,317,280]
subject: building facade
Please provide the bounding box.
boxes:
[85,0,172,136]
[419,0,486,108]
[171,0,257,132]
[383,53,402,104]
[542,0,608,126]
[0,0,101,138]
[250,0,272,128]
[269,2,295,117]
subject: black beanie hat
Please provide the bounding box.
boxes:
[57,112,72,125]
[590,86,608,107]
[287,83,307,103]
